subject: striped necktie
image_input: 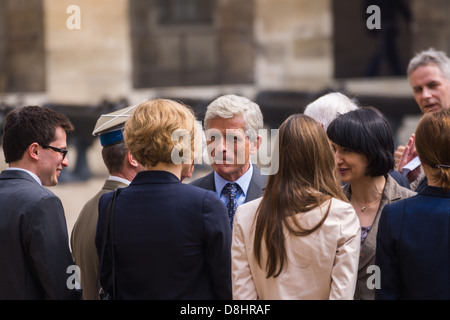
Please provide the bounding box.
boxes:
[223,183,238,229]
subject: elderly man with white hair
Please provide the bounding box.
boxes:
[190,94,267,229]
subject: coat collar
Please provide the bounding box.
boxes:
[0,169,42,185]
[419,185,450,197]
[130,170,181,185]
[102,179,129,191]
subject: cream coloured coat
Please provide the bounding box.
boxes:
[231,197,361,300]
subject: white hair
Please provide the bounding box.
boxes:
[407,48,450,80]
[204,94,264,141]
[303,92,359,130]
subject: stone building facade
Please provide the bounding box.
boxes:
[0,0,449,153]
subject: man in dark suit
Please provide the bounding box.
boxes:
[71,105,144,300]
[190,94,268,228]
[0,106,80,299]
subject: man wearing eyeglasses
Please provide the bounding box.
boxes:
[0,105,80,300]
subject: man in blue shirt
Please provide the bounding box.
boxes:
[190,94,268,228]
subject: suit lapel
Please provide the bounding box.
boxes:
[244,166,267,203]
[202,171,216,192]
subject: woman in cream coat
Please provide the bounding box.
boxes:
[231,114,361,300]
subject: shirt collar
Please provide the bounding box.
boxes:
[6,167,42,186]
[108,175,131,185]
[214,163,254,196]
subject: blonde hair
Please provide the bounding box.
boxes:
[124,99,200,167]
[415,109,450,189]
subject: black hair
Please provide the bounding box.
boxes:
[2,106,74,163]
[326,107,395,177]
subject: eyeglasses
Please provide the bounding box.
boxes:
[41,145,68,160]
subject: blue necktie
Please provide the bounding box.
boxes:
[223,183,238,229]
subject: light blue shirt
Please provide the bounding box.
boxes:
[214,163,254,207]
[6,167,42,186]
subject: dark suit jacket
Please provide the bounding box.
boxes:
[189,165,268,204]
[71,179,128,300]
[96,170,232,300]
[0,170,79,299]
[375,186,450,299]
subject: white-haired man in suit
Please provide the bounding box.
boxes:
[190,94,267,229]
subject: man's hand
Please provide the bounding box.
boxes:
[394,145,406,170]
[397,134,421,183]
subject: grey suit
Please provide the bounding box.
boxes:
[190,165,268,204]
[0,170,79,299]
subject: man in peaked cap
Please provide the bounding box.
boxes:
[70,105,144,300]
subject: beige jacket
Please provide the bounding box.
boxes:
[70,179,128,300]
[232,197,361,300]
[343,175,416,300]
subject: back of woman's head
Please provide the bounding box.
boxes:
[327,107,395,177]
[254,114,346,278]
[124,99,199,167]
[275,114,341,193]
[415,109,450,189]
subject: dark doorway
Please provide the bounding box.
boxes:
[333,0,412,78]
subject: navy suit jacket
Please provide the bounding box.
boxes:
[0,170,78,300]
[96,170,232,300]
[375,186,450,299]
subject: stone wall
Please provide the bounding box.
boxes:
[254,0,332,91]
[1,0,450,105]
[43,0,131,105]
[411,0,450,54]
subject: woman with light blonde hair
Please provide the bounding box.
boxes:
[232,114,361,300]
[96,99,232,300]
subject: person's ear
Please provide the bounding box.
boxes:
[249,135,262,155]
[28,143,40,160]
[127,151,139,168]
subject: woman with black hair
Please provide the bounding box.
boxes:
[327,107,416,300]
